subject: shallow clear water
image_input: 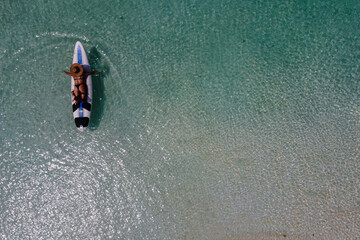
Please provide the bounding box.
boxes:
[1,0,359,239]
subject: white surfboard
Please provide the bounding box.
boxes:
[71,41,92,131]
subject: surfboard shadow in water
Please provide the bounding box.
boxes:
[88,47,109,130]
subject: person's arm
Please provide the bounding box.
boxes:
[63,71,74,77]
[83,70,102,76]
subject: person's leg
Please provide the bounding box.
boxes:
[73,87,80,97]
[79,85,87,101]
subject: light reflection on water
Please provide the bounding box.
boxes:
[1,0,359,239]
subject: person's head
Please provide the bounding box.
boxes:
[70,63,83,77]
[73,66,81,73]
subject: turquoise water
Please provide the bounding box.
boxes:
[1,0,359,239]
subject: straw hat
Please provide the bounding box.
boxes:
[70,63,84,77]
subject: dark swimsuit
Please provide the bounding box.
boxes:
[72,80,91,112]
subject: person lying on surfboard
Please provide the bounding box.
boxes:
[64,63,101,104]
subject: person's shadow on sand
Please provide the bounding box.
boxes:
[88,47,109,130]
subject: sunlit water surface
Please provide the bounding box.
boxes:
[1,1,359,239]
